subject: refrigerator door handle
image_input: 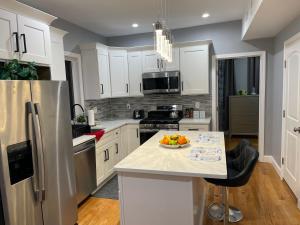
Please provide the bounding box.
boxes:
[28,102,46,202]
[34,103,46,201]
[27,102,40,200]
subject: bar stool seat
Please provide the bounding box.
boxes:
[205,144,259,224]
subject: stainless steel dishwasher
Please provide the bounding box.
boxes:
[73,139,97,205]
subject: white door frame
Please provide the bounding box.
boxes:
[281,32,300,206]
[211,51,266,162]
[64,51,85,107]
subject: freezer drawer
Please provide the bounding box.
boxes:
[74,139,97,204]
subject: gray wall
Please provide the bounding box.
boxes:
[269,15,300,165]
[107,20,275,158]
[108,21,273,55]
[51,18,107,53]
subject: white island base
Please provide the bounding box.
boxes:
[118,172,207,225]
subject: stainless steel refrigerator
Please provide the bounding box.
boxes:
[0,81,77,225]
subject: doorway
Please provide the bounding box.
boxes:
[64,52,85,119]
[218,57,260,150]
[212,52,266,161]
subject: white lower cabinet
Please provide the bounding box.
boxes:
[95,124,140,186]
[179,124,210,131]
[127,125,140,155]
[96,146,106,185]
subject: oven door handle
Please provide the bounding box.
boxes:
[140,129,160,133]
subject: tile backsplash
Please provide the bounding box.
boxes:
[85,94,212,120]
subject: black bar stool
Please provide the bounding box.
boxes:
[205,144,259,225]
[226,139,250,161]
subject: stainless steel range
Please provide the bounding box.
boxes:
[140,105,183,144]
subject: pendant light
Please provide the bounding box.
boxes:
[154,0,173,63]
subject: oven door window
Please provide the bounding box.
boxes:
[143,77,168,92]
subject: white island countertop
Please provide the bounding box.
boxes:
[115,131,227,179]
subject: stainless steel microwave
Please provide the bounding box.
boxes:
[142,71,180,94]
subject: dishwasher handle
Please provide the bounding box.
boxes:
[74,145,95,156]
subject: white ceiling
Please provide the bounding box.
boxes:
[18,0,248,37]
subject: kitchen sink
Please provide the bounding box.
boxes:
[72,124,91,138]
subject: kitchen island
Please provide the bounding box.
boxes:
[114,131,227,225]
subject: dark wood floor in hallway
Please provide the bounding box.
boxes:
[78,163,300,225]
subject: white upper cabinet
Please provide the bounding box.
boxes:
[0,8,18,60]
[18,15,51,65]
[128,51,143,97]
[0,8,51,65]
[50,27,67,81]
[180,44,209,95]
[98,51,112,99]
[81,44,112,100]
[142,49,180,72]
[109,49,129,98]
[142,50,160,73]
[164,47,180,71]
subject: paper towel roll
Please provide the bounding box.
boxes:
[88,110,95,126]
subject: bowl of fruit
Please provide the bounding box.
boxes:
[159,134,190,149]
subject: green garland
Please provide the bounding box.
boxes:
[0,59,38,80]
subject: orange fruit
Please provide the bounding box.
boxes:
[178,136,188,145]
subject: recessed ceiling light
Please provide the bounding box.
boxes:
[202,13,210,18]
[132,23,139,28]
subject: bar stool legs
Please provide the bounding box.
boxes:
[207,187,244,224]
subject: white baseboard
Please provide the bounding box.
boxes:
[263,156,283,179]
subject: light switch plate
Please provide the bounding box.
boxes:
[195,102,200,109]
[92,107,97,113]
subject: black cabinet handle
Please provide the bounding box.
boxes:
[100,84,104,94]
[157,59,160,69]
[13,32,19,53]
[104,150,108,161]
[161,59,164,70]
[136,128,139,138]
[181,81,184,91]
[116,143,119,154]
[20,34,27,53]
[126,84,129,93]
[140,83,142,92]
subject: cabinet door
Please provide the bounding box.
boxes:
[121,126,129,159]
[96,146,106,186]
[98,51,112,98]
[128,52,143,97]
[104,144,115,177]
[109,50,129,97]
[165,48,180,71]
[142,50,160,73]
[0,9,18,60]
[180,45,209,95]
[17,15,51,65]
[127,125,140,154]
[50,27,66,80]
[112,138,121,165]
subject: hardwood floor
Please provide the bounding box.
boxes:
[78,163,300,225]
